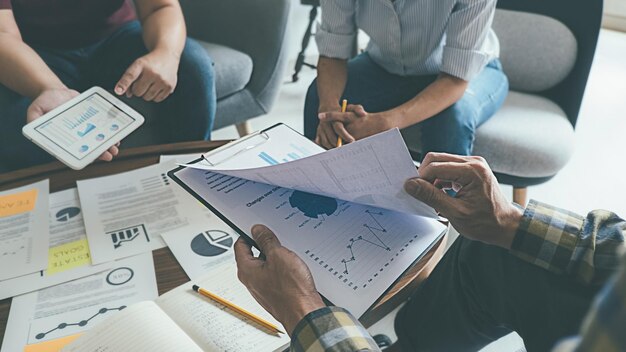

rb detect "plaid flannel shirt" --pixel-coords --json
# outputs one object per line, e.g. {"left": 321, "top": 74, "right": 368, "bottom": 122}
{"left": 291, "top": 200, "right": 626, "bottom": 352}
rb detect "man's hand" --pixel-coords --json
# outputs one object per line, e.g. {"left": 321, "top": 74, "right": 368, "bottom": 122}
{"left": 27, "top": 88, "right": 119, "bottom": 161}
{"left": 234, "top": 225, "right": 325, "bottom": 335}
{"left": 405, "top": 153, "right": 524, "bottom": 249}
{"left": 114, "top": 49, "right": 179, "bottom": 102}
{"left": 315, "top": 104, "right": 356, "bottom": 149}
{"left": 319, "top": 104, "right": 394, "bottom": 141}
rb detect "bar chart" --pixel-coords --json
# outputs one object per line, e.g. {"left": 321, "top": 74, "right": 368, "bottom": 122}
{"left": 257, "top": 142, "right": 314, "bottom": 165}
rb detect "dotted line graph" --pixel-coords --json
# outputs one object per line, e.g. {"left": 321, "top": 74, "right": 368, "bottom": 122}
{"left": 341, "top": 210, "right": 390, "bottom": 274}
{"left": 35, "top": 306, "right": 126, "bottom": 340}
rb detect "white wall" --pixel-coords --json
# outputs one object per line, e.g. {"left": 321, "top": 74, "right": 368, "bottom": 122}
{"left": 604, "top": 0, "right": 626, "bottom": 32}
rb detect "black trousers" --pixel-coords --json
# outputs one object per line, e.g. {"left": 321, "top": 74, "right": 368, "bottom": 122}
{"left": 395, "top": 237, "right": 601, "bottom": 352}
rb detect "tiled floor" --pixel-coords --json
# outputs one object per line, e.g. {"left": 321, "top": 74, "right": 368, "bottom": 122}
{"left": 212, "top": 23, "right": 626, "bottom": 351}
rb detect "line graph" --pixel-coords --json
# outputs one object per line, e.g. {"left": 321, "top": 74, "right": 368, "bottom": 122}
{"left": 303, "top": 205, "right": 433, "bottom": 292}
{"left": 35, "top": 306, "right": 126, "bottom": 340}
{"left": 340, "top": 210, "right": 390, "bottom": 274}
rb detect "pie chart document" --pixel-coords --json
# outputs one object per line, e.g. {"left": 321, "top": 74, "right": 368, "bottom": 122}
{"left": 162, "top": 213, "right": 237, "bottom": 280}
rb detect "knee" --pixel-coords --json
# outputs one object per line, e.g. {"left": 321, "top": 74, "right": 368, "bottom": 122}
{"left": 419, "top": 99, "right": 478, "bottom": 155}
{"left": 435, "top": 99, "right": 478, "bottom": 134}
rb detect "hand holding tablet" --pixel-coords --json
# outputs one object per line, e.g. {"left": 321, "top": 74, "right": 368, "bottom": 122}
{"left": 22, "top": 87, "right": 144, "bottom": 170}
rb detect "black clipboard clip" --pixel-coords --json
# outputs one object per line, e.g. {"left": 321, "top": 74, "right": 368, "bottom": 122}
{"left": 200, "top": 131, "right": 271, "bottom": 166}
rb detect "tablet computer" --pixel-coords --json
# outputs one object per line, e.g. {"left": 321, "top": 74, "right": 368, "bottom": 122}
{"left": 22, "top": 87, "right": 144, "bottom": 170}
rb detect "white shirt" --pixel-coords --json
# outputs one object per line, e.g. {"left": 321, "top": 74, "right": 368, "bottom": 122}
{"left": 316, "top": 0, "right": 500, "bottom": 81}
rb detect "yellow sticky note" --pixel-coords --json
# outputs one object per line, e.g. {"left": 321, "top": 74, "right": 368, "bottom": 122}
{"left": 0, "top": 189, "right": 37, "bottom": 218}
{"left": 47, "top": 238, "right": 92, "bottom": 275}
{"left": 23, "top": 333, "right": 81, "bottom": 352}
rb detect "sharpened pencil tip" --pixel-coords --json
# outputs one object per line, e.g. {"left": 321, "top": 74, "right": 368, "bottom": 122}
{"left": 192, "top": 285, "right": 199, "bottom": 292}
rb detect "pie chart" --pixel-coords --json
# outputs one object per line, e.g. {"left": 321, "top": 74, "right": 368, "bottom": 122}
{"left": 190, "top": 230, "right": 233, "bottom": 257}
{"left": 56, "top": 207, "right": 81, "bottom": 222}
{"left": 289, "top": 190, "right": 337, "bottom": 219}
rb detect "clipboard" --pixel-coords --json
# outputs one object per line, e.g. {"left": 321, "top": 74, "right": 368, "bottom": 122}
{"left": 168, "top": 123, "right": 322, "bottom": 247}
{"left": 167, "top": 123, "right": 447, "bottom": 318}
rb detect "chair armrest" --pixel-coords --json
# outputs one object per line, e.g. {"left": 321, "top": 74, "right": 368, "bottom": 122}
{"left": 180, "top": 0, "right": 291, "bottom": 113}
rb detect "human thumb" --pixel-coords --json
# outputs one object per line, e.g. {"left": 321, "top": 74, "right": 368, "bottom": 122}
{"left": 404, "top": 178, "right": 455, "bottom": 215}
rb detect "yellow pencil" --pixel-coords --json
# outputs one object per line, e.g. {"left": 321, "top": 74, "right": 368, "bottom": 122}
{"left": 337, "top": 99, "right": 348, "bottom": 147}
{"left": 192, "top": 285, "right": 284, "bottom": 334}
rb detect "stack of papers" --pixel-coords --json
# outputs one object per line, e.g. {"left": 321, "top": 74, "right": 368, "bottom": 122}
{"left": 0, "top": 124, "right": 446, "bottom": 352}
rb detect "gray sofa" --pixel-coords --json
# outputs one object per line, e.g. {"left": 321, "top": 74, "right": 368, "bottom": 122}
{"left": 109, "top": 0, "right": 291, "bottom": 147}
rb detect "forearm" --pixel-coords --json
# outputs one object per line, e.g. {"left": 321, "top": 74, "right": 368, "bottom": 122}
{"left": 0, "top": 34, "right": 65, "bottom": 99}
{"left": 386, "top": 73, "right": 468, "bottom": 128}
{"left": 316, "top": 56, "right": 348, "bottom": 111}
{"left": 138, "top": 2, "right": 186, "bottom": 59}
{"left": 510, "top": 200, "right": 626, "bottom": 285}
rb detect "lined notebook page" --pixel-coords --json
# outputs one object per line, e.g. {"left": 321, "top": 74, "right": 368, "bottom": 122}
{"left": 61, "top": 301, "right": 202, "bottom": 352}
{"left": 156, "top": 263, "right": 290, "bottom": 352}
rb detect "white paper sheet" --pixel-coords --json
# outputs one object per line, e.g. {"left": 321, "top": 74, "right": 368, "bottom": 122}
{"left": 0, "top": 189, "right": 113, "bottom": 300}
{"left": 183, "top": 127, "right": 437, "bottom": 218}
{"left": 156, "top": 262, "right": 290, "bottom": 351}
{"left": 0, "top": 180, "right": 50, "bottom": 281}
{"left": 159, "top": 153, "right": 201, "bottom": 164}
{"left": 161, "top": 212, "right": 237, "bottom": 280}
{"left": 1, "top": 252, "right": 158, "bottom": 352}
{"left": 62, "top": 262, "right": 288, "bottom": 352}
{"left": 173, "top": 165, "right": 447, "bottom": 318}
{"left": 61, "top": 301, "right": 203, "bottom": 352}
{"left": 77, "top": 162, "right": 212, "bottom": 264}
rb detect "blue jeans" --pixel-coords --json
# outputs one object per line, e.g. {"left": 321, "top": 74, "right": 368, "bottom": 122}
{"left": 304, "top": 53, "right": 508, "bottom": 156}
{"left": 0, "top": 21, "right": 216, "bottom": 171}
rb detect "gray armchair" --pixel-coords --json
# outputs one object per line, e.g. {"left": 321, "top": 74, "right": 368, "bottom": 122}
{"left": 403, "top": 0, "right": 602, "bottom": 205}
{"left": 122, "top": 0, "right": 291, "bottom": 146}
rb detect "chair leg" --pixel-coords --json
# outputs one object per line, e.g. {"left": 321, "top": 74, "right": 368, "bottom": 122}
{"left": 513, "top": 187, "right": 528, "bottom": 206}
{"left": 292, "top": 5, "right": 318, "bottom": 82}
{"left": 236, "top": 121, "right": 252, "bottom": 137}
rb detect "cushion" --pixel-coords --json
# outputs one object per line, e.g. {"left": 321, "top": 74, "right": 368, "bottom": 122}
{"left": 472, "top": 92, "right": 575, "bottom": 178}
{"left": 493, "top": 9, "right": 577, "bottom": 92}
{"left": 197, "top": 41, "right": 253, "bottom": 99}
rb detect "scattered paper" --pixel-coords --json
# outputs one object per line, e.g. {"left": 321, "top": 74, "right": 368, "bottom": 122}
{"left": 77, "top": 162, "right": 212, "bottom": 264}
{"left": 161, "top": 212, "right": 237, "bottom": 280}
{"left": 1, "top": 253, "right": 158, "bottom": 352}
{"left": 156, "top": 261, "right": 290, "bottom": 351}
{"left": 61, "top": 261, "right": 288, "bottom": 352}
{"left": 0, "top": 180, "right": 50, "bottom": 281}
{"left": 0, "top": 189, "right": 113, "bottom": 300}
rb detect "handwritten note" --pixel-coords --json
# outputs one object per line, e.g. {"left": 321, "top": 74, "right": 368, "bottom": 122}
{"left": 0, "top": 188, "right": 37, "bottom": 218}
{"left": 47, "top": 238, "right": 92, "bottom": 275}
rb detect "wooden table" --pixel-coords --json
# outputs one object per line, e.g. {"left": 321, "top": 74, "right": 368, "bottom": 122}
{"left": 0, "top": 141, "right": 447, "bottom": 342}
